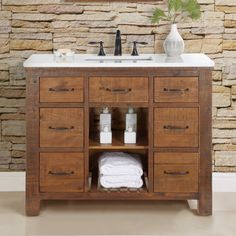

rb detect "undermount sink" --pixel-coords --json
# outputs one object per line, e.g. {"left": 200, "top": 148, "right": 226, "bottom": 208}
{"left": 84, "top": 55, "right": 154, "bottom": 63}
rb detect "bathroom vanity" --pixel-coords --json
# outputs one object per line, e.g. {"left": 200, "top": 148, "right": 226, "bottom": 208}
{"left": 24, "top": 53, "right": 214, "bottom": 216}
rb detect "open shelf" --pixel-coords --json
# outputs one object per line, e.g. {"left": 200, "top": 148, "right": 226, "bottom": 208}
{"left": 89, "top": 131, "right": 148, "bottom": 150}
{"left": 89, "top": 107, "right": 149, "bottom": 150}
{"left": 88, "top": 107, "right": 150, "bottom": 194}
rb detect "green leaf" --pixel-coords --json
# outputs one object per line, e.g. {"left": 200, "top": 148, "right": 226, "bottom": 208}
{"left": 182, "top": 0, "right": 201, "bottom": 20}
{"left": 168, "top": 0, "right": 183, "bottom": 12}
{"left": 151, "top": 8, "right": 167, "bottom": 24}
{"left": 150, "top": 0, "right": 201, "bottom": 24}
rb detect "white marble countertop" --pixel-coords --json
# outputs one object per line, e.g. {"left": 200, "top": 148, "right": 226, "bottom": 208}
{"left": 23, "top": 53, "right": 214, "bottom": 68}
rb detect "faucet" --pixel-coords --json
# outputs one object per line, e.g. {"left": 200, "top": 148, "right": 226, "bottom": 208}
{"left": 88, "top": 41, "right": 106, "bottom": 56}
{"left": 131, "top": 41, "right": 148, "bottom": 56}
{"left": 114, "top": 30, "right": 122, "bottom": 56}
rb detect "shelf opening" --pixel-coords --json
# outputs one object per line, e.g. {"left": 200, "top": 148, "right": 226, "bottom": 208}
{"left": 89, "top": 107, "right": 149, "bottom": 150}
{"left": 89, "top": 150, "right": 149, "bottom": 193}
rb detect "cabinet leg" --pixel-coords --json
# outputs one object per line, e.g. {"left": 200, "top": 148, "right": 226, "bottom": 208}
{"left": 197, "top": 197, "right": 212, "bottom": 216}
{"left": 26, "top": 197, "right": 41, "bottom": 216}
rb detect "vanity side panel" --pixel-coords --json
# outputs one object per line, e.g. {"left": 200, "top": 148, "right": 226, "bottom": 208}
{"left": 26, "top": 69, "right": 40, "bottom": 216}
{"left": 148, "top": 75, "right": 154, "bottom": 192}
{"left": 84, "top": 75, "right": 90, "bottom": 192}
{"left": 198, "top": 68, "right": 212, "bottom": 216}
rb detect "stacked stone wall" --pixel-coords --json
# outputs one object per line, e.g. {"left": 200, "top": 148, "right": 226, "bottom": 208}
{"left": 0, "top": 0, "right": 235, "bottom": 171}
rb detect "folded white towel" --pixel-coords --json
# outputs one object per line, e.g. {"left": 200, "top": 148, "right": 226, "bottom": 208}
{"left": 98, "top": 152, "right": 143, "bottom": 176}
{"left": 100, "top": 175, "right": 143, "bottom": 189}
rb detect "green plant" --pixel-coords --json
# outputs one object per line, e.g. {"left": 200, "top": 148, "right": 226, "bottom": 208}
{"left": 151, "top": 0, "right": 201, "bottom": 24}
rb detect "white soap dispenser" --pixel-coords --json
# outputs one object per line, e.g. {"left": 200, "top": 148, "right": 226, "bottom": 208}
{"left": 99, "top": 107, "right": 112, "bottom": 144}
{"left": 124, "top": 107, "right": 137, "bottom": 144}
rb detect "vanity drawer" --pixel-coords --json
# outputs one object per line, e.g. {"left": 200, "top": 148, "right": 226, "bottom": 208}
{"left": 154, "top": 108, "right": 198, "bottom": 147}
{"left": 154, "top": 77, "right": 198, "bottom": 103}
{"left": 40, "top": 77, "right": 84, "bottom": 103}
{"left": 40, "top": 153, "right": 84, "bottom": 192}
{"left": 154, "top": 153, "right": 198, "bottom": 193}
{"left": 89, "top": 77, "right": 149, "bottom": 103}
{"left": 40, "top": 108, "right": 83, "bottom": 148}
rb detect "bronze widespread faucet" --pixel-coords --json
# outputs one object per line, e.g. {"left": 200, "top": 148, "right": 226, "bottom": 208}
{"left": 89, "top": 30, "right": 148, "bottom": 56}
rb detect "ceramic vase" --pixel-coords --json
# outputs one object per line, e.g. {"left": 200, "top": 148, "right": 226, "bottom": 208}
{"left": 163, "top": 24, "right": 184, "bottom": 58}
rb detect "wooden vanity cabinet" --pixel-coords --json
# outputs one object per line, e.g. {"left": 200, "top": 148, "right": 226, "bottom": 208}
{"left": 26, "top": 67, "right": 212, "bottom": 216}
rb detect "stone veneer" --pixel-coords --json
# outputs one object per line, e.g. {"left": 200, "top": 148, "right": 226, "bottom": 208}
{"left": 0, "top": 0, "right": 236, "bottom": 171}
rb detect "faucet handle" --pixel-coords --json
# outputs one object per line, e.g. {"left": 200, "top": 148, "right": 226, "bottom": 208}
{"left": 88, "top": 41, "right": 106, "bottom": 56}
{"left": 131, "top": 41, "right": 148, "bottom": 56}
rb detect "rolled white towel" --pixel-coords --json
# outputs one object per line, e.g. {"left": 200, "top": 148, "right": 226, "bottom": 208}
{"left": 99, "top": 152, "right": 143, "bottom": 176}
{"left": 100, "top": 175, "right": 143, "bottom": 189}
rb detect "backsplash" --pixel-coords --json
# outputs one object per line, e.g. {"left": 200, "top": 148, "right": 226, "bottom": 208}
{"left": 0, "top": 0, "right": 235, "bottom": 172}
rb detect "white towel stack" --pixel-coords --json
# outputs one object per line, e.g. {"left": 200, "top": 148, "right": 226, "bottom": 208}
{"left": 98, "top": 152, "right": 143, "bottom": 189}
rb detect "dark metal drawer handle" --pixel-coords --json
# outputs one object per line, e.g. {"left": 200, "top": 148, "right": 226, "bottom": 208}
{"left": 163, "top": 88, "right": 189, "bottom": 92}
{"left": 164, "top": 171, "right": 189, "bottom": 176}
{"left": 100, "top": 87, "right": 132, "bottom": 93}
{"left": 48, "top": 126, "right": 74, "bottom": 131}
{"left": 49, "top": 88, "right": 75, "bottom": 92}
{"left": 163, "top": 125, "right": 189, "bottom": 130}
{"left": 48, "top": 171, "right": 74, "bottom": 176}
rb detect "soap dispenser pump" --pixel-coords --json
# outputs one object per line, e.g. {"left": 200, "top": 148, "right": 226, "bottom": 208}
{"left": 124, "top": 107, "right": 137, "bottom": 144}
{"left": 99, "top": 107, "right": 112, "bottom": 144}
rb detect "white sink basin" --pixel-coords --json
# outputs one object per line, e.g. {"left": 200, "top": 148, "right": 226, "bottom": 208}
{"left": 84, "top": 55, "right": 154, "bottom": 63}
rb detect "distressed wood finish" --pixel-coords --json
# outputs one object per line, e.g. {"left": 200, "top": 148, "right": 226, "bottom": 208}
{"left": 154, "top": 153, "right": 199, "bottom": 164}
{"left": 148, "top": 75, "right": 154, "bottom": 192}
{"left": 198, "top": 69, "right": 212, "bottom": 216}
{"left": 89, "top": 77, "right": 149, "bottom": 103}
{"left": 26, "top": 67, "right": 212, "bottom": 216}
{"left": 40, "top": 77, "right": 84, "bottom": 103}
{"left": 154, "top": 164, "right": 198, "bottom": 193}
{"left": 40, "top": 108, "right": 84, "bottom": 148}
{"left": 154, "top": 108, "right": 199, "bottom": 147}
{"left": 89, "top": 132, "right": 148, "bottom": 150}
{"left": 26, "top": 72, "right": 40, "bottom": 216}
{"left": 154, "top": 153, "right": 199, "bottom": 193}
{"left": 40, "top": 153, "right": 84, "bottom": 192}
{"left": 84, "top": 76, "right": 90, "bottom": 192}
{"left": 154, "top": 77, "right": 198, "bottom": 103}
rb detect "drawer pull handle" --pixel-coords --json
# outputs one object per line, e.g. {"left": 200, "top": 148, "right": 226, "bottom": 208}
{"left": 48, "top": 126, "right": 74, "bottom": 131}
{"left": 100, "top": 87, "right": 132, "bottom": 94}
{"left": 49, "top": 88, "right": 75, "bottom": 92}
{"left": 163, "top": 88, "right": 189, "bottom": 92}
{"left": 48, "top": 171, "right": 74, "bottom": 176}
{"left": 164, "top": 171, "right": 189, "bottom": 176}
{"left": 163, "top": 125, "right": 189, "bottom": 130}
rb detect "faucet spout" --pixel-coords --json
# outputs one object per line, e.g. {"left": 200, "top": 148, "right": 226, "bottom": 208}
{"left": 114, "top": 30, "right": 122, "bottom": 56}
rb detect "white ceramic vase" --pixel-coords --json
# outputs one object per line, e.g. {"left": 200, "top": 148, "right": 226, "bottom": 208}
{"left": 163, "top": 24, "right": 184, "bottom": 58}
